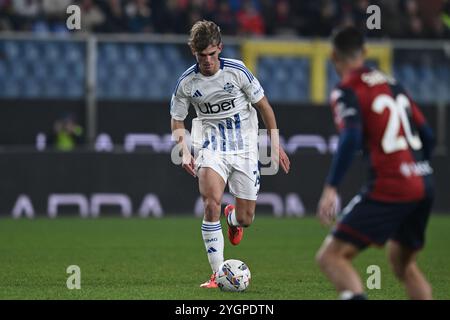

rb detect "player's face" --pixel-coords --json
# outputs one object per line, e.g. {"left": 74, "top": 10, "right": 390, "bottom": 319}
{"left": 195, "top": 43, "right": 222, "bottom": 76}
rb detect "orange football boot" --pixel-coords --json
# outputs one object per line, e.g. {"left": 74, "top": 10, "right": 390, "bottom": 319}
{"left": 200, "top": 273, "right": 218, "bottom": 288}
{"left": 224, "top": 204, "right": 243, "bottom": 246}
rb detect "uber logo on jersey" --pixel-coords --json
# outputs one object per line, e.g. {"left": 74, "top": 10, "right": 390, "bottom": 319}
{"left": 198, "top": 98, "right": 236, "bottom": 114}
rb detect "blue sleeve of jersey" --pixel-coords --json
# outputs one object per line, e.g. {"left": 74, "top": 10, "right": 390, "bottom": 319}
{"left": 326, "top": 126, "right": 363, "bottom": 187}
{"left": 418, "top": 124, "right": 435, "bottom": 161}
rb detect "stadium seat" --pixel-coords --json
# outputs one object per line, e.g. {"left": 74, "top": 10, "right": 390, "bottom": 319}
{"left": 102, "top": 43, "right": 121, "bottom": 63}
{"left": 43, "top": 80, "right": 64, "bottom": 98}
{"left": 3, "top": 41, "right": 20, "bottom": 59}
{"left": 143, "top": 44, "right": 160, "bottom": 61}
{"left": 152, "top": 63, "right": 170, "bottom": 83}
{"left": 43, "top": 43, "right": 61, "bottom": 61}
{"left": 22, "top": 79, "right": 41, "bottom": 98}
{"left": 141, "top": 81, "right": 164, "bottom": 99}
{"left": 23, "top": 42, "right": 41, "bottom": 61}
{"left": 161, "top": 44, "right": 181, "bottom": 62}
{"left": 283, "top": 82, "right": 304, "bottom": 102}
{"left": 127, "top": 80, "right": 145, "bottom": 99}
{"left": 71, "top": 62, "right": 85, "bottom": 81}
{"left": 97, "top": 62, "right": 110, "bottom": 83}
{"left": 124, "top": 44, "right": 141, "bottom": 63}
{"left": 257, "top": 67, "right": 270, "bottom": 86}
{"left": 221, "top": 46, "right": 240, "bottom": 59}
{"left": 63, "top": 43, "right": 84, "bottom": 62}
{"left": 291, "top": 64, "right": 308, "bottom": 84}
{"left": 133, "top": 63, "right": 150, "bottom": 80}
{"left": 112, "top": 63, "right": 130, "bottom": 80}
{"left": 326, "top": 61, "right": 340, "bottom": 96}
{"left": 0, "top": 61, "right": 6, "bottom": 78}
{"left": 395, "top": 65, "right": 418, "bottom": 96}
{"left": 259, "top": 57, "right": 278, "bottom": 74}
{"left": 60, "top": 79, "right": 83, "bottom": 99}
{"left": 104, "top": 81, "right": 125, "bottom": 99}
{"left": 172, "top": 61, "right": 191, "bottom": 77}
{"left": 273, "top": 66, "right": 289, "bottom": 83}
{"left": 9, "top": 61, "right": 27, "bottom": 80}
{"left": 420, "top": 83, "right": 435, "bottom": 103}
{"left": 417, "top": 65, "right": 434, "bottom": 83}
{"left": 263, "top": 81, "right": 283, "bottom": 101}
{"left": 3, "top": 80, "right": 20, "bottom": 97}
{"left": 435, "top": 82, "right": 448, "bottom": 102}
{"left": 51, "top": 64, "right": 70, "bottom": 80}
{"left": 30, "top": 62, "right": 49, "bottom": 80}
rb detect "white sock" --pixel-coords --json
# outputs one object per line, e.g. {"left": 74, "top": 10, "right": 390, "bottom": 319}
{"left": 201, "top": 220, "right": 224, "bottom": 273}
{"left": 339, "top": 291, "right": 355, "bottom": 300}
{"left": 227, "top": 208, "right": 240, "bottom": 227}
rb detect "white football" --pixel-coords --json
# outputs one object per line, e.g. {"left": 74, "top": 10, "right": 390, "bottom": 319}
{"left": 216, "top": 259, "right": 251, "bottom": 292}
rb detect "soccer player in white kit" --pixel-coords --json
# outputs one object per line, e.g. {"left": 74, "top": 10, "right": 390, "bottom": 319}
{"left": 170, "top": 20, "right": 290, "bottom": 288}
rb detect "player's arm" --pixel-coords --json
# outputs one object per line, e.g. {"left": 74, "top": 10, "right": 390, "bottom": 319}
{"left": 170, "top": 86, "right": 196, "bottom": 177}
{"left": 319, "top": 126, "right": 362, "bottom": 225}
{"left": 318, "top": 88, "right": 362, "bottom": 226}
{"left": 171, "top": 118, "right": 196, "bottom": 177}
{"left": 325, "top": 127, "right": 362, "bottom": 188}
{"left": 409, "top": 100, "right": 435, "bottom": 161}
{"left": 254, "top": 96, "right": 290, "bottom": 174}
{"left": 418, "top": 124, "right": 435, "bottom": 161}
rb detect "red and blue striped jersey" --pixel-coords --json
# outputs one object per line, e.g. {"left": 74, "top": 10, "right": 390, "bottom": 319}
{"left": 329, "top": 67, "right": 434, "bottom": 202}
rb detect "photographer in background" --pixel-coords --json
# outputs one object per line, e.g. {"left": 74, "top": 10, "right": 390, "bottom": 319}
{"left": 48, "top": 113, "right": 84, "bottom": 151}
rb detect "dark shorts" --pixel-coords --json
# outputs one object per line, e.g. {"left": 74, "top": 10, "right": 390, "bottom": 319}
{"left": 332, "top": 194, "right": 433, "bottom": 250}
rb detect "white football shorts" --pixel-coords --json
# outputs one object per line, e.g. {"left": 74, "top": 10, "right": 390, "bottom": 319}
{"left": 195, "top": 148, "right": 260, "bottom": 201}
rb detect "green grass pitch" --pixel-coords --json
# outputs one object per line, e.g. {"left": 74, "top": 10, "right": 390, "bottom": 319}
{"left": 0, "top": 215, "right": 449, "bottom": 300}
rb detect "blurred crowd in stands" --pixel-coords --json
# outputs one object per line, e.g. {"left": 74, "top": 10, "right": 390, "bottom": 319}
{"left": 0, "top": 0, "right": 449, "bottom": 39}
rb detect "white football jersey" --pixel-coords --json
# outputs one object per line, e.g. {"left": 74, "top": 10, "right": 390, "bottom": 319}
{"left": 170, "top": 58, "right": 264, "bottom": 154}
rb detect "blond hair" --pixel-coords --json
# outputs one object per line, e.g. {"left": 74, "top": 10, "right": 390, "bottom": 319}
{"left": 188, "top": 20, "right": 222, "bottom": 53}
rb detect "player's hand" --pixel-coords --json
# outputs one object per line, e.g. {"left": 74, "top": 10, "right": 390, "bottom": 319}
{"left": 182, "top": 152, "right": 196, "bottom": 177}
{"left": 317, "top": 185, "right": 338, "bottom": 226}
{"left": 279, "top": 147, "right": 290, "bottom": 174}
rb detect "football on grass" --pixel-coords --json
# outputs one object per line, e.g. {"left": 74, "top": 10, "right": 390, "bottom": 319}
{"left": 216, "top": 259, "right": 251, "bottom": 292}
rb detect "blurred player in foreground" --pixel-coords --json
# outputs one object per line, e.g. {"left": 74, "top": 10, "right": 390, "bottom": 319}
{"left": 316, "top": 26, "right": 435, "bottom": 300}
{"left": 170, "top": 20, "right": 290, "bottom": 288}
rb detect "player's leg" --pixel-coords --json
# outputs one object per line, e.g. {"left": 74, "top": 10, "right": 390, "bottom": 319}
{"left": 197, "top": 166, "right": 226, "bottom": 288}
{"left": 225, "top": 157, "right": 259, "bottom": 245}
{"left": 234, "top": 198, "right": 256, "bottom": 227}
{"left": 199, "top": 167, "right": 226, "bottom": 222}
{"left": 223, "top": 198, "right": 255, "bottom": 246}
{"left": 225, "top": 198, "right": 256, "bottom": 228}
{"left": 316, "top": 195, "right": 404, "bottom": 299}
{"left": 387, "top": 240, "right": 432, "bottom": 299}
{"left": 316, "top": 235, "right": 366, "bottom": 298}
{"left": 387, "top": 197, "right": 433, "bottom": 299}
